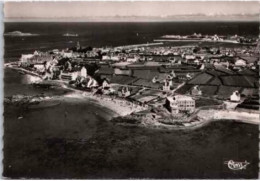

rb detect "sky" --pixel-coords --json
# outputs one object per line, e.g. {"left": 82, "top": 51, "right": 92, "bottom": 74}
{"left": 4, "top": 1, "right": 260, "bottom": 22}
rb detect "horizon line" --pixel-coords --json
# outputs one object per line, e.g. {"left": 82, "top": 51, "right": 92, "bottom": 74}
{"left": 4, "top": 20, "right": 259, "bottom": 23}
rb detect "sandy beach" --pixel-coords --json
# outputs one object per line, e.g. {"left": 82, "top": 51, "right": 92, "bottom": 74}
{"left": 63, "top": 91, "right": 145, "bottom": 117}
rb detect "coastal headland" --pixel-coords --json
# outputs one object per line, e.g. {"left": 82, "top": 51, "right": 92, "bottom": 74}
{"left": 4, "top": 63, "right": 259, "bottom": 130}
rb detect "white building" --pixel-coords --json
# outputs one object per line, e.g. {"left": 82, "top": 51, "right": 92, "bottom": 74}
{"left": 60, "top": 71, "right": 79, "bottom": 81}
{"left": 191, "top": 85, "right": 202, "bottom": 96}
{"left": 162, "top": 80, "right": 171, "bottom": 91}
{"left": 230, "top": 91, "right": 241, "bottom": 102}
{"left": 102, "top": 55, "right": 110, "bottom": 61}
{"left": 165, "top": 95, "right": 195, "bottom": 114}
{"left": 185, "top": 55, "right": 196, "bottom": 60}
{"left": 33, "top": 64, "right": 45, "bottom": 73}
{"left": 20, "top": 54, "right": 34, "bottom": 62}
{"left": 126, "top": 57, "right": 138, "bottom": 62}
{"left": 80, "top": 67, "right": 87, "bottom": 78}
{"left": 110, "top": 55, "right": 120, "bottom": 61}
{"left": 63, "top": 52, "right": 73, "bottom": 58}
{"left": 86, "top": 78, "right": 99, "bottom": 88}
{"left": 102, "top": 79, "right": 110, "bottom": 89}
{"left": 200, "top": 63, "right": 205, "bottom": 70}
{"left": 235, "top": 59, "right": 246, "bottom": 67}
{"left": 118, "top": 87, "right": 131, "bottom": 97}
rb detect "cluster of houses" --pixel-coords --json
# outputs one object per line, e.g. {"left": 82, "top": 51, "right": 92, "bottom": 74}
{"left": 161, "top": 33, "right": 257, "bottom": 44}
{"left": 18, "top": 38, "right": 259, "bottom": 115}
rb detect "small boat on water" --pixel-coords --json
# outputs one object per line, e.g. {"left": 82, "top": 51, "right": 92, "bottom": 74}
{"left": 63, "top": 33, "right": 78, "bottom": 37}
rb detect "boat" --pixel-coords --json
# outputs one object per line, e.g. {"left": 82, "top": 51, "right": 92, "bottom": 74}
{"left": 63, "top": 33, "right": 78, "bottom": 37}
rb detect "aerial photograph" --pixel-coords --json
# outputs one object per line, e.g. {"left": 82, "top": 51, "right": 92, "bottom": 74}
{"left": 3, "top": 1, "right": 260, "bottom": 179}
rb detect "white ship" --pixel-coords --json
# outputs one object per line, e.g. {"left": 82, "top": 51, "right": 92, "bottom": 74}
{"left": 63, "top": 33, "right": 79, "bottom": 37}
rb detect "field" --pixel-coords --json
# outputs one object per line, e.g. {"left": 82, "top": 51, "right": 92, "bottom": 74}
{"left": 188, "top": 73, "right": 213, "bottom": 85}
{"left": 220, "top": 75, "right": 257, "bottom": 88}
{"left": 200, "top": 85, "right": 219, "bottom": 96}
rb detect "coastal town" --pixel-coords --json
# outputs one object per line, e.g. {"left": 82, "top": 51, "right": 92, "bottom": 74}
{"left": 5, "top": 33, "right": 260, "bottom": 129}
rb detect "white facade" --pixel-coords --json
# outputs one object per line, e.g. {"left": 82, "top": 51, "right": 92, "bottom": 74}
{"left": 166, "top": 95, "right": 195, "bottom": 113}
{"left": 200, "top": 63, "right": 205, "bottom": 70}
{"left": 80, "top": 67, "right": 87, "bottom": 78}
{"left": 126, "top": 57, "right": 138, "bottom": 62}
{"left": 86, "top": 78, "right": 99, "bottom": 88}
{"left": 191, "top": 85, "right": 202, "bottom": 96}
{"left": 60, "top": 71, "right": 78, "bottom": 81}
{"left": 33, "top": 64, "right": 45, "bottom": 73}
{"left": 185, "top": 55, "right": 196, "bottom": 60}
{"left": 20, "top": 54, "right": 34, "bottom": 62}
{"left": 63, "top": 52, "right": 73, "bottom": 58}
{"left": 102, "top": 55, "right": 110, "bottom": 61}
{"left": 114, "top": 68, "right": 131, "bottom": 76}
{"left": 102, "top": 80, "right": 110, "bottom": 88}
{"left": 118, "top": 87, "right": 131, "bottom": 97}
{"left": 235, "top": 59, "right": 246, "bottom": 67}
{"left": 230, "top": 91, "right": 241, "bottom": 102}
{"left": 162, "top": 80, "right": 171, "bottom": 91}
{"left": 111, "top": 56, "right": 120, "bottom": 61}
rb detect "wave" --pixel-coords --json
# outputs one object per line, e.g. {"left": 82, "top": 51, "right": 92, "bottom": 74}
{"left": 63, "top": 33, "right": 78, "bottom": 37}
{"left": 4, "top": 31, "right": 39, "bottom": 37}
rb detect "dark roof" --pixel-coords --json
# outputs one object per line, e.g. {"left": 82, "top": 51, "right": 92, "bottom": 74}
{"left": 187, "top": 72, "right": 213, "bottom": 85}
